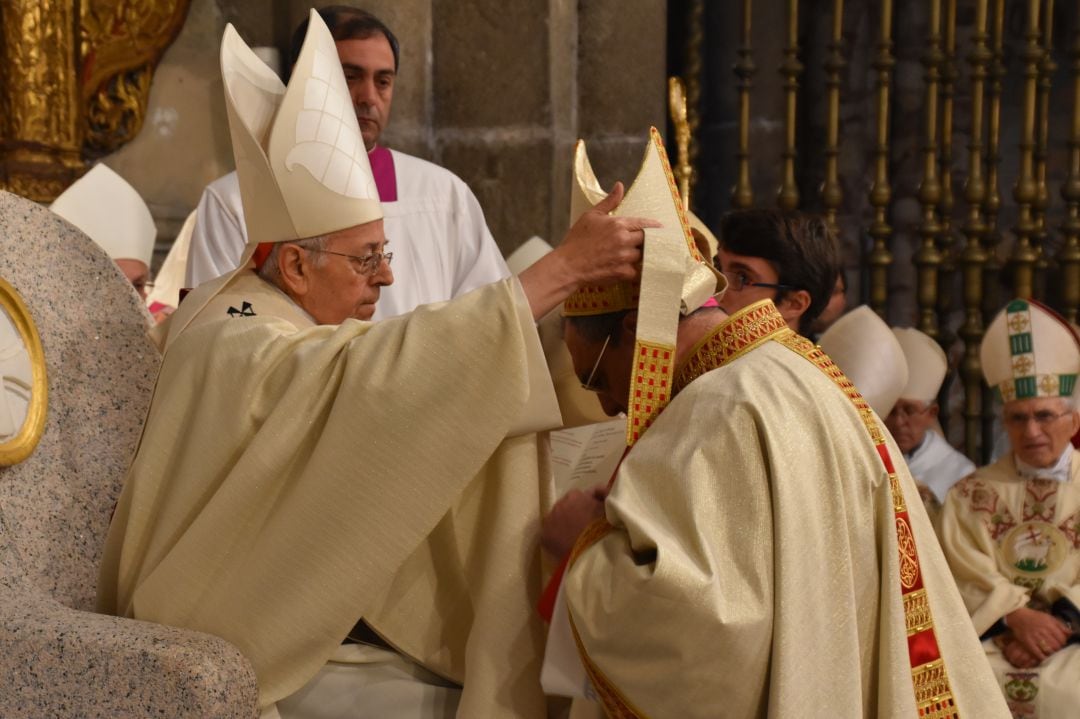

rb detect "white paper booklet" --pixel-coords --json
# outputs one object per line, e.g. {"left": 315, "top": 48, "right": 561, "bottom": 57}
{"left": 549, "top": 418, "right": 626, "bottom": 496}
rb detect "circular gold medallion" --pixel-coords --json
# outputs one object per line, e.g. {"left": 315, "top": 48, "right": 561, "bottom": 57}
{"left": 0, "top": 278, "right": 46, "bottom": 464}
{"left": 1003, "top": 522, "right": 1068, "bottom": 575}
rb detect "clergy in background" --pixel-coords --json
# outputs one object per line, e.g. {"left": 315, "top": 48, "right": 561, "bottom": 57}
{"left": 97, "top": 12, "right": 653, "bottom": 719}
{"left": 543, "top": 134, "right": 1007, "bottom": 716}
{"left": 185, "top": 6, "right": 508, "bottom": 321}
{"left": 939, "top": 299, "right": 1080, "bottom": 719}
{"left": 887, "top": 326, "right": 975, "bottom": 522}
{"left": 50, "top": 164, "right": 157, "bottom": 303}
{"left": 817, "top": 303, "right": 908, "bottom": 419}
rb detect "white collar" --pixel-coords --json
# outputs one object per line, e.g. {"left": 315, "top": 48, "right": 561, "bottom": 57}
{"left": 1014, "top": 445, "right": 1074, "bottom": 483}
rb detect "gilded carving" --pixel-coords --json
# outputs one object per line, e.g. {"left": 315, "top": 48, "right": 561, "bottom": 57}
{"left": 0, "top": 0, "right": 191, "bottom": 201}
{"left": 0, "top": 278, "right": 47, "bottom": 466}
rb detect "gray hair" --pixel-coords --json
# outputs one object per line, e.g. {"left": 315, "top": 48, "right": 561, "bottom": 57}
{"left": 257, "top": 235, "right": 328, "bottom": 286}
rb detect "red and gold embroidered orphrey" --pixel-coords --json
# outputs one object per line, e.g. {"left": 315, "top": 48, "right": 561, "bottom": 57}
{"left": 627, "top": 340, "right": 673, "bottom": 444}
{"left": 775, "top": 331, "right": 960, "bottom": 719}
{"left": 673, "top": 300, "right": 789, "bottom": 394}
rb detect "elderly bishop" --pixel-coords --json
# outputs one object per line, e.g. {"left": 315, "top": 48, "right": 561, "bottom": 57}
{"left": 97, "top": 11, "right": 651, "bottom": 719}
{"left": 939, "top": 299, "right": 1080, "bottom": 718}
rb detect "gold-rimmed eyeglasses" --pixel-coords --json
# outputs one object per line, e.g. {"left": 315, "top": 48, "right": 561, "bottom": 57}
{"left": 306, "top": 247, "right": 393, "bottom": 275}
{"left": 580, "top": 334, "right": 611, "bottom": 393}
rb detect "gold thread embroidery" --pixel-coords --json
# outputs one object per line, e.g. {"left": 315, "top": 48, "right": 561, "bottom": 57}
{"left": 912, "top": 660, "right": 954, "bottom": 706}
{"left": 627, "top": 340, "right": 674, "bottom": 445}
{"left": 896, "top": 517, "right": 920, "bottom": 589}
{"left": 904, "top": 589, "right": 933, "bottom": 636}
{"left": 889, "top": 473, "right": 907, "bottom": 513}
{"left": 673, "top": 300, "right": 789, "bottom": 393}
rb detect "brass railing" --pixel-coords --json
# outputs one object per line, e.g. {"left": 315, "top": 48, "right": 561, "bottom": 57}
{"left": 670, "top": 0, "right": 1080, "bottom": 463}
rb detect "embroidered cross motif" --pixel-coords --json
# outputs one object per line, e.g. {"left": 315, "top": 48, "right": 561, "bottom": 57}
{"left": 1012, "top": 355, "right": 1035, "bottom": 376}
{"left": 1022, "top": 480, "right": 1057, "bottom": 523}
{"left": 1038, "top": 375, "right": 1060, "bottom": 396}
{"left": 1008, "top": 312, "right": 1030, "bottom": 334}
{"left": 227, "top": 301, "right": 256, "bottom": 317}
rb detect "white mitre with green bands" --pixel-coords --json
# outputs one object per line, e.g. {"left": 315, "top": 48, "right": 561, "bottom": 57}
{"left": 981, "top": 298, "right": 1080, "bottom": 401}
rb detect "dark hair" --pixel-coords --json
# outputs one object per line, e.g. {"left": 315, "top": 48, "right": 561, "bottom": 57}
{"left": 563, "top": 309, "right": 632, "bottom": 347}
{"left": 288, "top": 6, "right": 400, "bottom": 76}
{"left": 718, "top": 209, "right": 840, "bottom": 335}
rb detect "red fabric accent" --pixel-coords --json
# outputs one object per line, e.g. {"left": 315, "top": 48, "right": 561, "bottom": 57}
{"left": 1072, "top": 429, "right": 1080, "bottom": 449}
{"left": 252, "top": 242, "right": 275, "bottom": 271}
{"left": 907, "top": 628, "right": 942, "bottom": 666}
{"left": 538, "top": 554, "right": 570, "bottom": 623}
{"left": 876, "top": 443, "right": 896, "bottom": 474}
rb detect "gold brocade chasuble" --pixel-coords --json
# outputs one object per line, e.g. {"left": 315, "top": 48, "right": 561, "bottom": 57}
{"left": 564, "top": 301, "right": 1009, "bottom": 718}
{"left": 99, "top": 270, "right": 562, "bottom": 717}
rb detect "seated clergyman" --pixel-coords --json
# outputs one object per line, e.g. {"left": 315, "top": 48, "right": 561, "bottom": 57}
{"left": 939, "top": 298, "right": 1080, "bottom": 719}
{"left": 887, "top": 326, "right": 975, "bottom": 522}
{"left": 97, "top": 12, "right": 656, "bottom": 719}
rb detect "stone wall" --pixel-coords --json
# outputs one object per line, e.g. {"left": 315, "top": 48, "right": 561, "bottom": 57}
{"left": 104, "top": 0, "right": 667, "bottom": 267}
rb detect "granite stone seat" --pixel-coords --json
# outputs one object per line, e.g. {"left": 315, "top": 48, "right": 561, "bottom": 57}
{"left": 0, "top": 191, "right": 258, "bottom": 718}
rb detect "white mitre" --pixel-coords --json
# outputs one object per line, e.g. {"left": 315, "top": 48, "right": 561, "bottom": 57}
{"left": 506, "top": 237, "right": 553, "bottom": 275}
{"left": 892, "top": 327, "right": 947, "bottom": 404}
{"left": 50, "top": 164, "right": 155, "bottom": 267}
{"left": 158, "top": 11, "right": 383, "bottom": 351}
{"left": 222, "top": 9, "right": 381, "bottom": 247}
{"left": 981, "top": 298, "right": 1079, "bottom": 402}
{"left": 819, "top": 305, "right": 908, "bottom": 417}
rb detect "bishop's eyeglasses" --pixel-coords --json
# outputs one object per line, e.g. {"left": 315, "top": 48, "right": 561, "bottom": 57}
{"left": 580, "top": 334, "right": 611, "bottom": 393}
{"left": 1003, "top": 410, "right": 1073, "bottom": 428}
{"left": 305, "top": 248, "right": 393, "bottom": 275}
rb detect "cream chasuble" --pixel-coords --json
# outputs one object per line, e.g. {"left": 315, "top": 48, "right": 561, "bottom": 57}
{"left": 99, "top": 270, "right": 561, "bottom": 716}
{"left": 563, "top": 301, "right": 1008, "bottom": 718}
{"left": 939, "top": 452, "right": 1080, "bottom": 718}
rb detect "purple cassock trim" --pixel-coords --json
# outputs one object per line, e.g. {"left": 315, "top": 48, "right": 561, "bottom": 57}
{"left": 368, "top": 145, "right": 397, "bottom": 202}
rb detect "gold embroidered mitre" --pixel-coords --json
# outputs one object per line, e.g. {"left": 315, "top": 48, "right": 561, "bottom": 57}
{"left": 563, "top": 127, "right": 725, "bottom": 444}
{"left": 981, "top": 298, "right": 1080, "bottom": 401}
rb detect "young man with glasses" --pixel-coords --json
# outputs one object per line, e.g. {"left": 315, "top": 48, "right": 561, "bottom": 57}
{"left": 712, "top": 209, "right": 841, "bottom": 336}
{"left": 939, "top": 299, "right": 1080, "bottom": 718}
{"left": 886, "top": 327, "right": 975, "bottom": 519}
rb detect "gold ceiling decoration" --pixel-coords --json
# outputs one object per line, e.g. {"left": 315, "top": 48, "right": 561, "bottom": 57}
{"left": 0, "top": 0, "right": 191, "bottom": 202}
